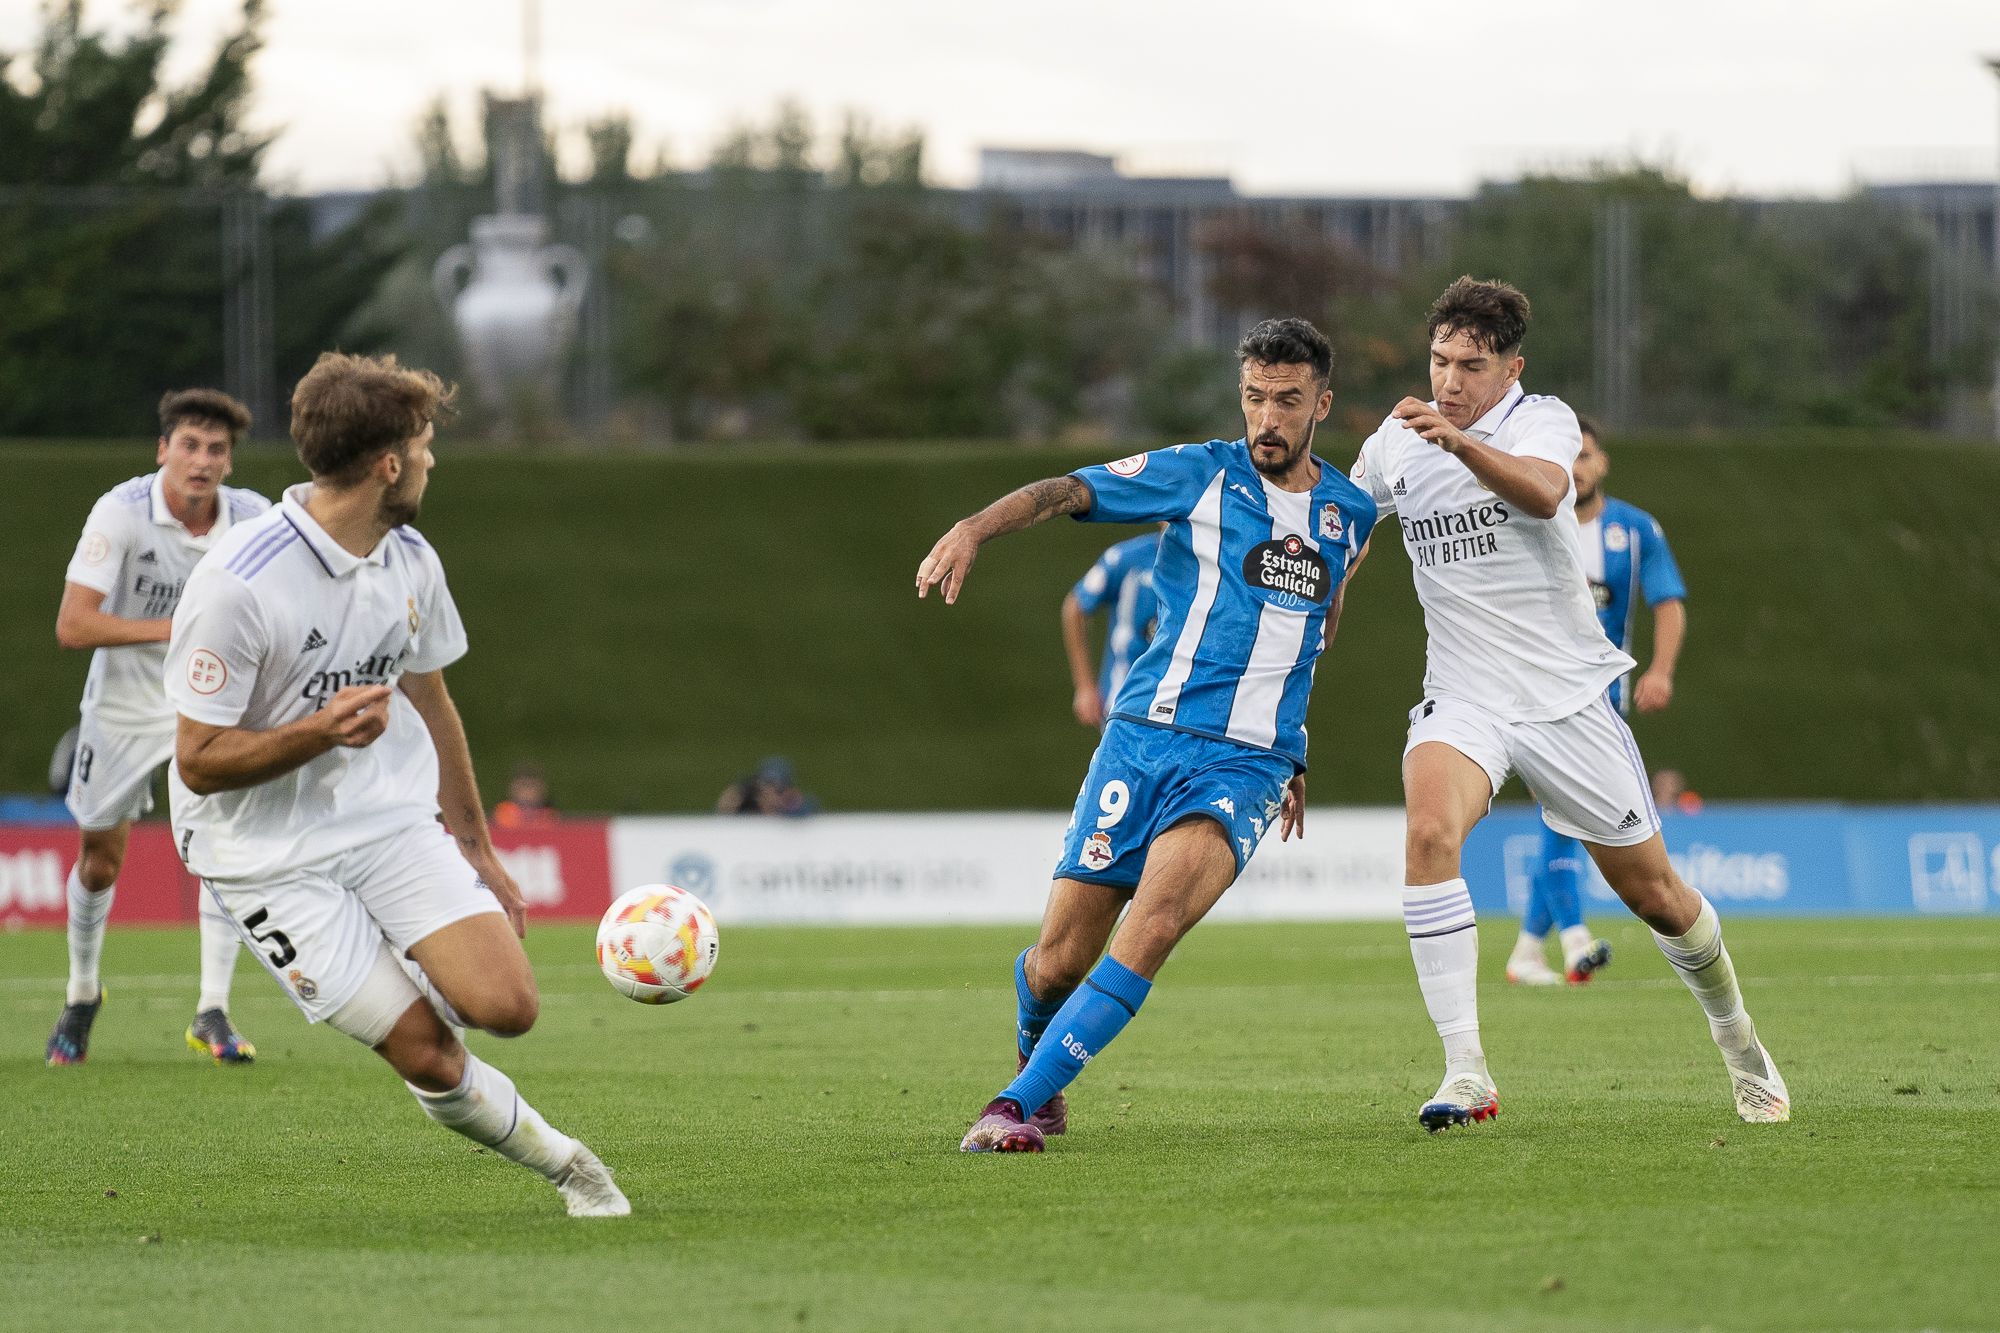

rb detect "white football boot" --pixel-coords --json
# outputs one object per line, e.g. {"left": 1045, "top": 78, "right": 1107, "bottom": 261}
{"left": 1727, "top": 1042, "right": 1792, "bottom": 1123}
{"left": 1505, "top": 957, "right": 1563, "bottom": 987}
{"left": 1419, "top": 1069, "right": 1499, "bottom": 1133}
{"left": 555, "top": 1145, "right": 632, "bottom": 1217}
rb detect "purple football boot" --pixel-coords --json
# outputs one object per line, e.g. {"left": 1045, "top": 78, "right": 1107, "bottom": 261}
{"left": 960, "top": 1097, "right": 1046, "bottom": 1154}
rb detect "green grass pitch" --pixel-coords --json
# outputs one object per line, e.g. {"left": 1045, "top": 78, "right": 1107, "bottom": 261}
{"left": 3, "top": 917, "right": 1995, "bottom": 1331}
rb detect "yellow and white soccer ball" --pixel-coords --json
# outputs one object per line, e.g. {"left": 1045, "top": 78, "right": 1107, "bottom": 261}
{"left": 595, "top": 884, "right": 720, "bottom": 1004}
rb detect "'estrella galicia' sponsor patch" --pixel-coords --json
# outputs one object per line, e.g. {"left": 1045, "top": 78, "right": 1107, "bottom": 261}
{"left": 1242, "top": 535, "right": 1332, "bottom": 605}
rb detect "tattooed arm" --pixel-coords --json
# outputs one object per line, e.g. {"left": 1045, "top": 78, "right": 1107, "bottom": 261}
{"left": 915, "top": 475, "right": 1093, "bottom": 605}
{"left": 399, "top": 668, "right": 527, "bottom": 936}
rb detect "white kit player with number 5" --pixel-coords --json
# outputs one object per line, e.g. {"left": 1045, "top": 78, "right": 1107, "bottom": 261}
{"left": 163, "top": 352, "right": 628, "bottom": 1217}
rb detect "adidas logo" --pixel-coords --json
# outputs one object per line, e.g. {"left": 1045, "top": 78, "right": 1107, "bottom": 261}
{"left": 136, "top": 549, "right": 158, "bottom": 564}
{"left": 1616, "top": 809, "right": 1643, "bottom": 831}
{"left": 301, "top": 627, "right": 328, "bottom": 652}
{"left": 1392, "top": 477, "right": 1408, "bottom": 496}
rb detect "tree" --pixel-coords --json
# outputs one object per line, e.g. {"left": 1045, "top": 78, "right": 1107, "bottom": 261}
{"left": 0, "top": 1, "right": 402, "bottom": 437}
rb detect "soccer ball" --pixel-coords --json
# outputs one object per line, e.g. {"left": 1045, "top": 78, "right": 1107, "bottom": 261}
{"left": 595, "top": 884, "right": 720, "bottom": 1004}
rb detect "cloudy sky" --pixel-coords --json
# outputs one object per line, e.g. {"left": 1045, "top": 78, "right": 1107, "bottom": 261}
{"left": 7, "top": 0, "right": 2000, "bottom": 196}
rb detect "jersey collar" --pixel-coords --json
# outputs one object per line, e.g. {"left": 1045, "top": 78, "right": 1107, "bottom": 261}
{"left": 1464, "top": 382, "right": 1526, "bottom": 441}
{"left": 149, "top": 470, "right": 232, "bottom": 540}
{"left": 280, "top": 483, "right": 390, "bottom": 577}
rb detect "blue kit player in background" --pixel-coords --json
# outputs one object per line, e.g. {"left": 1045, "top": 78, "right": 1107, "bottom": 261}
{"left": 1505, "top": 416, "right": 1689, "bottom": 986}
{"left": 1060, "top": 530, "right": 1161, "bottom": 729}
{"left": 916, "top": 318, "right": 1378, "bottom": 1153}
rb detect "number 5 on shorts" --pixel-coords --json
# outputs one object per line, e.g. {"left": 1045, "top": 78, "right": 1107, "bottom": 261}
{"left": 240, "top": 906, "right": 297, "bottom": 968}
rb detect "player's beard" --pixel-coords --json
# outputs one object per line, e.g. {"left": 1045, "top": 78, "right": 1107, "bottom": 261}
{"left": 380, "top": 477, "right": 422, "bottom": 527}
{"left": 1250, "top": 417, "right": 1315, "bottom": 478}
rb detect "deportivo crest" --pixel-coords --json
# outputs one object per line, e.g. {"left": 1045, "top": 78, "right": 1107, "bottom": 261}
{"left": 1081, "top": 831, "right": 1115, "bottom": 871}
{"left": 1319, "top": 504, "right": 1344, "bottom": 541}
{"left": 1604, "top": 524, "right": 1631, "bottom": 552}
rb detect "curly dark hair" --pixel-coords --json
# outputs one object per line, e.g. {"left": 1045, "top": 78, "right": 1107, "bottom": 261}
{"left": 158, "top": 388, "right": 251, "bottom": 442}
{"left": 1426, "top": 276, "right": 1531, "bottom": 355}
{"left": 1237, "top": 317, "right": 1333, "bottom": 386}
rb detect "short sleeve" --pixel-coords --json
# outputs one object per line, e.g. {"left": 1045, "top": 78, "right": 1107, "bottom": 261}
{"left": 1071, "top": 444, "right": 1222, "bottom": 525}
{"left": 403, "top": 548, "right": 469, "bottom": 674}
{"left": 64, "top": 497, "right": 129, "bottom": 596}
{"left": 1637, "top": 514, "right": 1688, "bottom": 605}
{"left": 164, "top": 571, "right": 269, "bottom": 727}
{"left": 1072, "top": 549, "right": 1118, "bottom": 614}
{"left": 1508, "top": 400, "right": 1583, "bottom": 472}
{"left": 1349, "top": 427, "right": 1397, "bottom": 515}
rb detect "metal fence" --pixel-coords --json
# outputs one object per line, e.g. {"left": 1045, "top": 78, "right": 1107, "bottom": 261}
{"left": 5, "top": 178, "right": 1995, "bottom": 441}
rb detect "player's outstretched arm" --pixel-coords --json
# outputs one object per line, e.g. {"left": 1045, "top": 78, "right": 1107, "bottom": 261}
{"left": 915, "top": 474, "right": 1092, "bottom": 605}
{"left": 175, "top": 684, "right": 392, "bottom": 795}
{"left": 399, "top": 669, "right": 528, "bottom": 936}
{"left": 55, "top": 582, "right": 170, "bottom": 650}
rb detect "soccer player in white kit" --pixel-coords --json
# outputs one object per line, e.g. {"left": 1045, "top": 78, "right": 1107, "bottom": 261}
{"left": 162, "top": 352, "right": 628, "bottom": 1216}
{"left": 48, "top": 390, "right": 266, "bottom": 1066}
{"left": 1350, "top": 278, "right": 1790, "bottom": 1129}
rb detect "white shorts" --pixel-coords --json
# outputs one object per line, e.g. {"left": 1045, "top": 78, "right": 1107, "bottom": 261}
{"left": 1404, "top": 694, "right": 1662, "bottom": 847}
{"left": 203, "top": 821, "right": 503, "bottom": 1025}
{"left": 64, "top": 714, "right": 173, "bottom": 831}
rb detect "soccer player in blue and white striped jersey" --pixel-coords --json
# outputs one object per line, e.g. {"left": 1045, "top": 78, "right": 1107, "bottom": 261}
{"left": 917, "top": 318, "right": 1379, "bottom": 1153}
{"left": 1505, "top": 417, "right": 1689, "bottom": 987}
{"left": 1059, "top": 530, "right": 1161, "bottom": 729}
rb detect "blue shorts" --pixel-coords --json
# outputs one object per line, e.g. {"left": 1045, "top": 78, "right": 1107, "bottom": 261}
{"left": 1053, "top": 720, "right": 1294, "bottom": 890}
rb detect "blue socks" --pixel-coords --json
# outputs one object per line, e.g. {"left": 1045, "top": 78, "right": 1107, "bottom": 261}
{"left": 1541, "top": 833, "right": 1587, "bottom": 933}
{"left": 1014, "top": 948, "right": 1065, "bottom": 1059}
{"left": 999, "top": 956, "right": 1151, "bottom": 1116}
{"left": 1524, "top": 820, "right": 1586, "bottom": 937}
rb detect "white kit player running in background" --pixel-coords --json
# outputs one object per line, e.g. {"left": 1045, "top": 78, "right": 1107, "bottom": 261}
{"left": 163, "top": 352, "right": 627, "bottom": 1217}
{"left": 1351, "top": 276, "right": 1789, "bottom": 1129}
{"left": 47, "top": 389, "right": 267, "bottom": 1068}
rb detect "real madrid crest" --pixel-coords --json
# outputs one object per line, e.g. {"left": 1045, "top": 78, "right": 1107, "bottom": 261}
{"left": 407, "top": 596, "right": 421, "bottom": 634}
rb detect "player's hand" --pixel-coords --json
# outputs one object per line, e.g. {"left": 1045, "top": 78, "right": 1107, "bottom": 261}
{"left": 1634, "top": 671, "right": 1674, "bottom": 713}
{"left": 1393, "top": 397, "right": 1473, "bottom": 456}
{"left": 916, "top": 522, "right": 981, "bottom": 605}
{"left": 471, "top": 851, "right": 529, "bottom": 937}
{"left": 1072, "top": 686, "right": 1105, "bottom": 729}
{"left": 318, "top": 685, "right": 393, "bottom": 748}
{"left": 1280, "top": 773, "right": 1306, "bottom": 841}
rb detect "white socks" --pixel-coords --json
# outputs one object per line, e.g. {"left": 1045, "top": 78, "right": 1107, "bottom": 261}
{"left": 1507, "top": 930, "right": 1546, "bottom": 971}
{"left": 65, "top": 865, "right": 113, "bottom": 1005}
{"left": 1404, "top": 879, "right": 1484, "bottom": 1074}
{"left": 196, "top": 894, "right": 241, "bottom": 1014}
{"left": 409, "top": 1052, "right": 579, "bottom": 1180}
{"left": 1653, "top": 895, "right": 1760, "bottom": 1064}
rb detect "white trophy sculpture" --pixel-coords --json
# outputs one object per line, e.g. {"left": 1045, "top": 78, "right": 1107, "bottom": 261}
{"left": 432, "top": 93, "right": 586, "bottom": 427}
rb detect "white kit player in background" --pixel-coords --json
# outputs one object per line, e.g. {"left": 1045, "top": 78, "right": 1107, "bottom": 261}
{"left": 163, "top": 352, "right": 627, "bottom": 1217}
{"left": 1351, "top": 277, "right": 1790, "bottom": 1129}
{"left": 47, "top": 389, "right": 268, "bottom": 1067}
